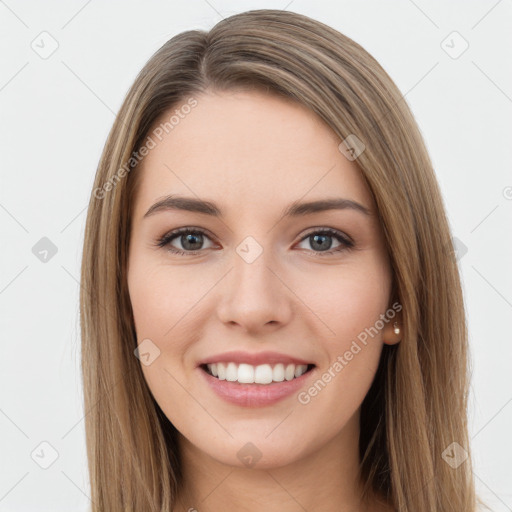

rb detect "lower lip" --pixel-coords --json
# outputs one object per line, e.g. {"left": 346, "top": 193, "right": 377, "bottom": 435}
{"left": 198, "top": 366, "right": 316, "bottom": 407}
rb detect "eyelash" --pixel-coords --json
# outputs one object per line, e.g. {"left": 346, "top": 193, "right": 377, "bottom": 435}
{"left": 155, "top": 227, "right": 354, "bottom": 257}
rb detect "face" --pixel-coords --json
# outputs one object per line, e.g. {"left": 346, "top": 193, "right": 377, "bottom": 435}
{"left": 127, "top": 89, "right": 400, "bottom": 470}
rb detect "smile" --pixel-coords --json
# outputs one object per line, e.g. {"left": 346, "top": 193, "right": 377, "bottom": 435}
{"left": 198, "top": 362, "right": 316, "bottom": 407}
{"left": 203, "top": 362, "right": 312, "bottom": 384}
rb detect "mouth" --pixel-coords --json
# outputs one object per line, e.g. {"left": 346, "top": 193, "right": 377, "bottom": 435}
{"left": 200, "top": 362, "right": 316, "bottom": 385}
{"left": 197, "top": 350, "right": 317, "bottom": 406}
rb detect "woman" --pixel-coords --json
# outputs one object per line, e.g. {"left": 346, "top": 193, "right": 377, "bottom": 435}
{"left": 80, "top": 9, "right": 478, "bottom": 511}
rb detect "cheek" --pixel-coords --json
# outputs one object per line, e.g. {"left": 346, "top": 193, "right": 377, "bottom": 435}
{"left": 291, "top": 267, "right": 390, "bottom": 432}
{"left": 127, "top": 257, "right": 214, "bottom": 401}
{"left": 128, "top": 260, "right": 202, "bottom": 341}
{"left": 293, "top": 257, "right": 391, "bottom": 397}
{"left": 298, "top": 258, "right": 391, "bottom": 344}
{"left": 127, "top": 260, "right": 202, "bottom": 416}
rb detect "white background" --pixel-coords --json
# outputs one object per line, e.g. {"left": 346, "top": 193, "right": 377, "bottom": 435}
{"left": 0, "top": 0, "right": 511, "bottom": 510}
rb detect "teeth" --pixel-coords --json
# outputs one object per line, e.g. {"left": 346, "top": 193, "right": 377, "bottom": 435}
{"left": 285, "top": 364, "right": 295, "bottom": 381}
{"left": 238, "top": 363, "right": 254, "bottom": 383}
{"left": 273, "top": 363, "right": 285, "bottom": 382}
{"left": 226, "top": 362, "right": 238, "bottom": 381}
{"left": 255, "top": 364, "right": 273, "bottom": 384}
{"left": 206, "top": 362, "right": 309, "bottom": 384}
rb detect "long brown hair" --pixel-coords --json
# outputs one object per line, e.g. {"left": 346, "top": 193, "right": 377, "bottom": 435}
{"left": 80, "top": 9, "right": 477, "bottom": 511}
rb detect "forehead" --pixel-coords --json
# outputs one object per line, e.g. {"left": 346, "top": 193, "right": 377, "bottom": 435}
{"left": 132, "top": 89, "right": 374, "bottom": 219}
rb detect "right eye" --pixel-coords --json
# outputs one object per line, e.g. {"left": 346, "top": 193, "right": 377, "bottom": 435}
{"left": 156, "top": 227, "right": 216, "bottom": 255}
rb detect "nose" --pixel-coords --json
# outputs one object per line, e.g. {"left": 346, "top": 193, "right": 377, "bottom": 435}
{"left": 215, "top": 242, "right": 293, "bottom": 334}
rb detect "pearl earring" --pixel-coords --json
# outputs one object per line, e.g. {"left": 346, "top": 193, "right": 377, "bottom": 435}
{"left": 393, "top": 322, "right": 400, "bottom": 335}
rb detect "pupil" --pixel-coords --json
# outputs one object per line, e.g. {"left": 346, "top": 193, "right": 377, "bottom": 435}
{"left": 312, "top": 234, "right": 331, "bottom": 251}
{"left": 183, "top": 233, "right": 202, "bottom": 250}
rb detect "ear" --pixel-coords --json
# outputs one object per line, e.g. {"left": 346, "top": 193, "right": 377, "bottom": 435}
{"left": 382, "top": 310, "right": 402, "bottom": 345}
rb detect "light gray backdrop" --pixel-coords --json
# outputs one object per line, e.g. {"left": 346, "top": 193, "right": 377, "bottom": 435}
{"left": 1, "top": 0, "right": 511, "bottom": 510}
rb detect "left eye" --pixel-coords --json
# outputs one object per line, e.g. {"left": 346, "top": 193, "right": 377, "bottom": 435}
{"left": 156, "top": 227, "right": 353, "bottom": 256}
{"left": 296, "top": 229, "right": 353, "bottom": 255}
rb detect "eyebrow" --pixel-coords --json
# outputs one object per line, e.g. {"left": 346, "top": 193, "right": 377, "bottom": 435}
{"left": 143, "top": 194, "right": 371, "bottom": 219}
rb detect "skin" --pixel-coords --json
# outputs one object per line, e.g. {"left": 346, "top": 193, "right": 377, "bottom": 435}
{"left": 127, "top": 89, "right": 401, "bottom": 512}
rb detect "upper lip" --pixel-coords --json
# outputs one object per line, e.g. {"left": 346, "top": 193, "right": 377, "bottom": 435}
{"left": 198, "top": 350, "right": 314, "bottom": 367}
